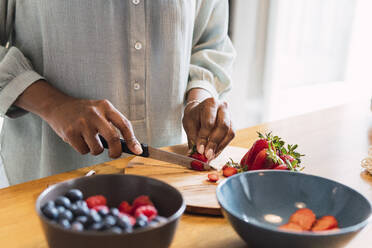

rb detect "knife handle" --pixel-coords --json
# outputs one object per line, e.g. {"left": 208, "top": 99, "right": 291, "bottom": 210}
{"left": 98, "top": 135, "right": 149, "bottom": 157}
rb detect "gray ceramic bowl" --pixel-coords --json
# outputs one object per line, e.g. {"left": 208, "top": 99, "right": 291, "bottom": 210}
{"left": 36, "top": 174, "right": 186, "bottom": 248}
{"left": 217, "top": 171, "right": 371, "bottom": 248}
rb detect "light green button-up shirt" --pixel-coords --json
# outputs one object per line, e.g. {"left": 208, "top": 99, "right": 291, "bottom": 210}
{"left": 0, "top": 0, "right": 235, "bottom": 185}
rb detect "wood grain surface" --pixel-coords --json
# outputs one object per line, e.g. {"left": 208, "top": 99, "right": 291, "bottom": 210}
{"left": 126, "top": 145, "right": 248, "bottom": 215}
{"left": 0, "top": 100, "right": 371, "bottom": 248}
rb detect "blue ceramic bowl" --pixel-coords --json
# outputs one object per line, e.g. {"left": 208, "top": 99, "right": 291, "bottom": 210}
{"left": 217, "top": 171, "right": 371, "bottom": 248}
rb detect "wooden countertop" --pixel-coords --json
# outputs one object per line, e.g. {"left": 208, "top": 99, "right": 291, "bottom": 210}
{"left": 0, "top": 101, "right": 371, "bottom": 248}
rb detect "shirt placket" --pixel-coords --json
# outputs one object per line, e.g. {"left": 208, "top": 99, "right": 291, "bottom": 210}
{"left": 129, "top": 0, "right": 146, "bottom": 121}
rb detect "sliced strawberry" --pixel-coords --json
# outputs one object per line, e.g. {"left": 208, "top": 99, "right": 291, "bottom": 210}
{"left": 92, "top": 205, "right": 109, "bottom": 212}
{"left": 273, "top": 164, "right": 289, "bottom": 170}
{"left": 311, "top": 216, "right": 338, "bottom": 231}
{"left": 207, "top": 173, "right": 219, "bottom": 182}
{"left": 190, "top": 152, "right": 208, "bottom": 162}
{"left": 223, "top": 167, "right": 238, "bottom": 177}
{"left": 289, "top": 208, "right": 316, "bottom": 231}
{"left": 190, "top": 161, "right": 205, "bottom": 171}
{"left": 134, "top": 205, "right": 158, "bottom": 221}
{"left": 241, "top": 139, "right": 269, "bottom": 170}
{"left": 118, "top": 201, "right": 132, "bottom": 215}
{"left": 132, "top": 195, "right": 154, "bottom": 214}
{"left": 279, "top": 222, "right": 303, "bottom": 232}
{"left": 190, "top": 152, "right": 208, "bottom": 171}
{"left": 85, "top": 195, "right": 107, "bottom": 209}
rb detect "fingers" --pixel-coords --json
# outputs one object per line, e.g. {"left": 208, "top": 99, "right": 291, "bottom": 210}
{"left": 68, "top": 134, "right": 90, "bottom": 155}
{"left": 82, "top": 129, "right": 104, "bottom": 156}
{"left": 96, "top": 119, "right": 122, "bottom": 159}
{"left": 106, "top": 108, "right": 142, "bottom": 155}
{"left": 204, "top": 102, "right": 231, "bottom": 160}
{"left": 195, "top": 98, "right": 218, "bottom": 156}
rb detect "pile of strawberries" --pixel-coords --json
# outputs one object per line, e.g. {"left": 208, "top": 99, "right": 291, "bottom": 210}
{"left": 189, "top": 132, "right": 305, "bottom": 183}
{"left": 87, "top": 195, "right": 158, "bottom": 225}
{"left": 279, "top": 208, "right": 339, "bottom": 232}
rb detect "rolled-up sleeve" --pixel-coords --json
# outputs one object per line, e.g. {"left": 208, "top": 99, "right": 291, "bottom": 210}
{"left": 0, "top": 0, "right": 44, "bottom": 118}
{"left": 187, "top": 0, "right": 236, "bottom": 100}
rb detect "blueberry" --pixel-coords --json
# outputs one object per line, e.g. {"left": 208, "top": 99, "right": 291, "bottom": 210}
{"left": 65, "top": 189, "right": 83, "bottom": 202}
{"left": 75, "top": 200, "right": 88, "bottom": 209}
{"left": 110, "top": 208, "right": 120, "bottom": 217}
{"left": 89, "top": 222, "right": 104, "bottom": 231}
{"left": 71, "top": 221, "right": 84, "bottom": 231}
{"left": 134, "top": 214, "right": 148, "bottom": 229}
{"left": 75, "top": 216, "right": 89, "bottom": 227}
{"left": 55, "top": 196, "right": 71, "bottom": 209}
{"left": 70, "top": 204, "right": 89, "bottom": 217}
{"left": 41, "top": 201, "right": 55, "bottom": 210}
{"left": 59, "top": 219, "right": 71, "bottom": 229}
{"left": 108, "top": 226, "right": 122, "bottom": 234}
{"left": 87, "top": 210, "right": 102, "bottom": 224}
{"left": 152, "top": 216, "right": 167, "bottom": 224}
{"left": 56, "top": 206, "right": 66, "bottom": 215}
{"left": 58, "top": 209, "right": 73, "bottom": 222}
{"left": 103, "top": 215, "right": 116, "bottom": 229}
{"left": 98, "top": 208, "right": 109, "bottom": 217}
{"left": 42, "top": 206, "right": 58, "bottom": 220}
{"left": 117, "top": 216, "right": 133, "bottom": 233}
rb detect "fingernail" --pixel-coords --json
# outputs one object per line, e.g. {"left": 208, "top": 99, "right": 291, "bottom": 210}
{"left": 206, "top": 149, "right": 214, "bottom": 160}
{"left": 134, "top": 143, "right": 143, "bottom": 155}
{"left": 197, "top": 144, "right": 205, "bottom": 154}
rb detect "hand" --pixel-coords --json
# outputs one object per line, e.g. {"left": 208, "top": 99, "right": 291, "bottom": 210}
{"left": 43, "top": 98, "right": 142, "bottom": 158}
{"left": 182, "top": 97, "right": 235, "bottom": 161}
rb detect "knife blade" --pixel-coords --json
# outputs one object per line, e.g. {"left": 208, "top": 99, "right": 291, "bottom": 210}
{"left": 98, "top": 135, "right": 212, "bottom": 170}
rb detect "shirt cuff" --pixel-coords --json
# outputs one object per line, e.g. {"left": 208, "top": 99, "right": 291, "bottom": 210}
{"left": 0, "top": 70, "right": 44, "bottom": 118}
{"left": 186, "top": 80, "right": 219, "bottom": 100}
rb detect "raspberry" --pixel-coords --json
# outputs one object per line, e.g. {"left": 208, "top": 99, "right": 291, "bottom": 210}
{"left": 92, "top": 205, "right": 109, "bottom": 212}
{"left": 132, "top": 195, "right": 153, "bottom": 213}
{"left": 134, "top": 205, "right": 158, "bottom": 221}
{"left": 118, "top": 201, "right": 132, "bottom": 214}
{"left": 85, "top": 195, "right": 107, "bottom": 209}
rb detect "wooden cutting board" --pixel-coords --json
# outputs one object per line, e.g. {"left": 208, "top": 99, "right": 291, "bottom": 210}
{"left": 124, "top": 145, "right": 248, "bottom": 216}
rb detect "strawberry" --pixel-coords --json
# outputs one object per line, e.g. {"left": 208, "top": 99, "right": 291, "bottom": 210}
{"left": 280, "top": 154, "right": 295, "bottom": 163}
{"left": 289, "top": 208, "right": 316, "bottom": 231}
{"left": 134, "top": 205, "right": 158, "bottom": 221}
{"left": 207, "top": 173, "right": 219, "bottom": 182}
{"left": 279, "top": 222, "right": 303, "bottom": 232}
{"left": 189, "top": 151, "right": 208, "bottom": 171}
{"left": 312, "top": 216, "right": 338, "bottom": 231}
{"left": 118, "top": 201, "right": 132, "bottom": 215}
{"left": 240, "top": 138, "right": 269, "bottom": 170}
{"left": 85, "top": 195, "right": 107, "bottom": 209}
{"left": 223, "top": 166, "right": 238, "bottom": 177}
{"left": 273, "top": 164, "right": 289, "bottom": 170}
{"left": 132, "top": 195, "right": 154, "bottom": 214}
{"left": 92, "top": 205, "right": 109, "bottom": 212}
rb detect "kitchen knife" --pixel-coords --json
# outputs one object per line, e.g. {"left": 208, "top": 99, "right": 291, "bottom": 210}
{"left": 98, "top": 135, "right": 212, "bottom": 170}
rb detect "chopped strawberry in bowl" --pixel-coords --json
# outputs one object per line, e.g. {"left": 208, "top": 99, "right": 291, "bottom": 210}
{"left": 216, "top": 170, "right": 371, "bottom": 248}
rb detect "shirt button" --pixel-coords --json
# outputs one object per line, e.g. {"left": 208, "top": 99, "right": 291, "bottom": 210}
{"left": 132, "top": 0, "right": 140, "bottom": 5}
{"left": 133, "top": 82, "right": 141, "bottom": 90}
{"left": 134, "top": 41, "right": 142, "bottom": 50}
